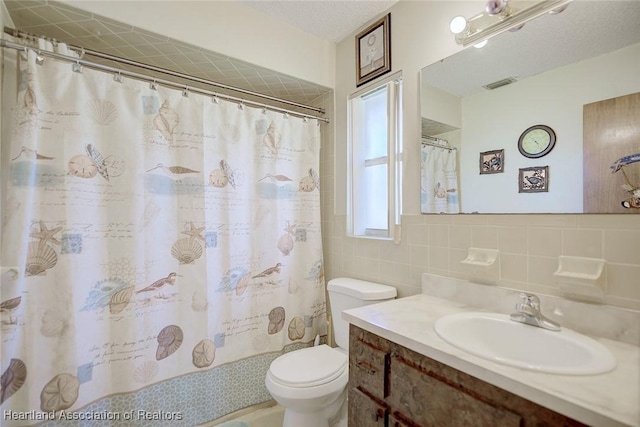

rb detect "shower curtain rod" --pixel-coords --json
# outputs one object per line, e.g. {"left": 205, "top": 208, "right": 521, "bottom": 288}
{"left": 1, "top": 33, "right": 329, "bottom": 124}
{"left": 421, "top": 136, "right": 456, "bottom": 151}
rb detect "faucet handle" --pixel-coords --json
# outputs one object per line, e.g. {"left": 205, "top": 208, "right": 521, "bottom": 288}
{"left": 517, "top": 292, "right": 540, "bottom": 312}
{"left": 512, "top": 292, "right": 561, "bottom": 331}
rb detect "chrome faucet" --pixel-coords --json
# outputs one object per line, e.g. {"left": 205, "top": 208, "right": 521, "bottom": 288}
{"left": 510, "top": 293, "right": 561, "bottom": 331}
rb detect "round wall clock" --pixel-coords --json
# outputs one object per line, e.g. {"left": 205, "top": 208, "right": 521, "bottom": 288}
{"left": 517, "top": 124, "right": 556, "bottom": 158}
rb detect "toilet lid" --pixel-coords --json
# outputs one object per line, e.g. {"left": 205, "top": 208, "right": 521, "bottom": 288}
{"left": 269, "top": 344, "right": 347, "bottom": 388}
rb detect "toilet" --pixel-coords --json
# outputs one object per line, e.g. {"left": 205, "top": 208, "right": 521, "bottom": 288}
{"left": 265, "top": 278, "right": 397, "bottom": 427}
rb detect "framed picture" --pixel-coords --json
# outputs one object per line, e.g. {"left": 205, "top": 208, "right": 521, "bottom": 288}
{"left": 479, "top": 149, "right": 504, "bottom": 174}
{"left": 519, "top": 166, "right": 549, "bottom": 193}
{"left": 355, "top": 14, "right": 391, "bottom": 87}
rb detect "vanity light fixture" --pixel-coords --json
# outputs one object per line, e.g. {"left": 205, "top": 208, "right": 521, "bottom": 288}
{"left": 451, "top": 0, "right": 572, "bottom": 47}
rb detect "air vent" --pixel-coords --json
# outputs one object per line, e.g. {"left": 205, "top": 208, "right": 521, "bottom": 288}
{"left": 483, "top": 77, "right": 518, "bottom": 90}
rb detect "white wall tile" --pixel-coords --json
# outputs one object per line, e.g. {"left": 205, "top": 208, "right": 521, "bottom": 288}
{"left": 407, "top": 223, "right": 429, "bottom": 245}
{"left": 604, "top": 230, "right": 640, "bottom": 264}
{"left": 428, "top": 224, "right": 449, "bottom": 247}
{"left": 528, "top": 228, "right": 562, "bottom": 257}
{"left": 409, "top": 245, "right": 429, "bottom": 268}
{"left": 607, "top": 263, "right": 640, "bottom": 300}
{"left": 526, "top": 215, "right": 579, "bottom": 228}
{"left": 429, "top": 246, "right": 449, "bottom": 271}
{"left": 472, "top": 226, "right": 498, "bottom": 249}
{"left": 562, "top": 229, "right": 603, "bottom": 258}
{"left": 500, "top": 253, "right": 528, "bottom": 283}
{"left": 498, "top": 227, "right": 527, "bottom": 254}
{"left": 527, "top": 255, "right": 558, "bottom": 287}
{"left": 579, "top": 214, "right": 640, "bottom": 230}
{"left": 449, "top": 225, "right": 473, "bottom": 249}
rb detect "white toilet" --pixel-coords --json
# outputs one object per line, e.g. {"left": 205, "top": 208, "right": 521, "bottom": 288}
{"left": 265, "top": 277, "right": 397, "bottom": 427}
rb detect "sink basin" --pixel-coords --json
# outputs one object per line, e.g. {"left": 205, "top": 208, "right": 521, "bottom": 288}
{"left": 434, "top": 312, "right": 616, "bottom": 375}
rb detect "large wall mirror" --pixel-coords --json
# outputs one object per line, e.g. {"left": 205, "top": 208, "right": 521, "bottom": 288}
{"left": 420, "top": 1, "right": 640, "bottom": 214}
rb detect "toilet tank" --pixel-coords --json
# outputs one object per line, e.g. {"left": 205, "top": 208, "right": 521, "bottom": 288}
{"left": 327, "top": 278, "right": 397, "bottom": 351}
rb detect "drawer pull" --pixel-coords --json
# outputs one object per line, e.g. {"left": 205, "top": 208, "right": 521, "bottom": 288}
{"left": 355, "top": 361, "right": 377, "bottom": 375}
{"left": 372, "top": 408, "right": 384, "bottom": 421}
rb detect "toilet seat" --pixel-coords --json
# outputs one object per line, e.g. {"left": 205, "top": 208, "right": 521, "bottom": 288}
{"left": 268, "top": 344, "right": 347, "bottom": 388}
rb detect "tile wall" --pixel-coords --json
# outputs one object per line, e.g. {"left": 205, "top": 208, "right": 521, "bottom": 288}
{"left": 322, "top": 207, "right": 639, "bottom": 310}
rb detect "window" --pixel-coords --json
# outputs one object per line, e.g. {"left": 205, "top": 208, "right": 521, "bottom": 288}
{"left": 347, "top": 73, "right": 402, "bottom": 240}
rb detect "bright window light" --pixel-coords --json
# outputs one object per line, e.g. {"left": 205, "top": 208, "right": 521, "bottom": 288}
{"left": 347, "top": 74, "right": 403, "bottom": 240}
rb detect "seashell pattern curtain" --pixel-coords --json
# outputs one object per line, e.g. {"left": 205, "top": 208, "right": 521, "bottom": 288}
{"left": 0, "top": 37, "right": 326, "bottom": 425}
{"left": 420, "top": 144, "right": 460, "bottom": 214}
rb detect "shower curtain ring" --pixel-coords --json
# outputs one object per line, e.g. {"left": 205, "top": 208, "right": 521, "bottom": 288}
{"left": 182, "top": 86, "right": 190, "bottom": 98}
{"left": 238, "top": 101, "right": 244, "bottom": 110}
{"left": 212, "top": 94, "right": 220, "bottom": 104}
{"left": 261, "top": 106, "right": 267, "bottom": 115}
{"left": 150, "top": 79, "right": 158, "bottom": 90}
{"left": 283, "top": 112, "right": 289, "bottom": 119}
{"left": 35, "top": 50, "right": 44, "bottom": 65}
{"left": 114, "top": 71, "right": 124, "bottom": 83}
{"left": 72, "top": 60, "right": 83, "bottom": 73}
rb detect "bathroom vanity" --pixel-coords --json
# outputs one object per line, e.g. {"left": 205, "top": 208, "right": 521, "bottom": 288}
{"left": 349, "top": 325, "right": 583, "bottom": 426}
{"left": 343, "top": 277, "right": 640, "bottom": 427}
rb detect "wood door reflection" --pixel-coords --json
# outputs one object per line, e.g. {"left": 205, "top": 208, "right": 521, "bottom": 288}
{"left": 584, "top": 92, "right": 640, "bottom": 213}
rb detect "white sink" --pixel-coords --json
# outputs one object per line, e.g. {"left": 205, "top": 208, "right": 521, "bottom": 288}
{"left": 434, "top": 312, "right": 617, "bottom": 375}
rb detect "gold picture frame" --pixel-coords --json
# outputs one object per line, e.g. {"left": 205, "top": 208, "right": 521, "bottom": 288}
{"left": 355, "top": 14, "right": 391, "bottom": 87}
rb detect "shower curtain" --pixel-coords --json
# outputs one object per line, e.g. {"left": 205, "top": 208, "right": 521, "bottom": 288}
{"left": 420, "top": 144, "right": 460, "bottom": 214}
{"left": 0, "top": 38, "right": 326, "bottom": 426}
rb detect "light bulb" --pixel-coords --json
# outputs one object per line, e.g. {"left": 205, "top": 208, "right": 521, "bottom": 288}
{"left": 449, "top": 16, "right": 468, "bottom": 35}
{"left": 474, "top": 40, "right": 488, "bottom": 48}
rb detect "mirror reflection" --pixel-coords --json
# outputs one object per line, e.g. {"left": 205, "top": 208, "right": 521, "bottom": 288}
{"left": 420, "top": 1, "right": 640, "bottom": 214}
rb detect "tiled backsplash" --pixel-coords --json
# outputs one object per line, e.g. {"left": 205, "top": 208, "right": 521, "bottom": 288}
{"left": 322, "top": 212, "right": 639, "bottom": 310}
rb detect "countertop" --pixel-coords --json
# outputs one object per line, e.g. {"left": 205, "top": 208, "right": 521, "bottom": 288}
{"left": 343, "top": 294, "right": 640, "bottom": 427}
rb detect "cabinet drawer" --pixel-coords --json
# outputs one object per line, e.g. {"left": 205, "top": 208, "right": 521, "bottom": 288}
{"left": 388, "top": 356, "right": 522, "bottom": 427}
{"left": 348, "top": 387, "right": 388, "bottom": 427}
{"left": 350, "top": 333, "right": 389, "bottom": 399}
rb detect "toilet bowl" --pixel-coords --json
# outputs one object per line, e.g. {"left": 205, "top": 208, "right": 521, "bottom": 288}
{"left": 265, "top": 345, "right": 348, "bottom": 427}
{"left": 265, "top": 278, "right": 397, "bottom": 427}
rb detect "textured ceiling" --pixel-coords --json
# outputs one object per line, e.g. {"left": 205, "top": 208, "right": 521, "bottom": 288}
{"left": 4, "top": 0, "right": 398, "bottom": 112}
{"left": 421, "top": 1, "right": 640, "bottom": 98}
{"left": 238, "top": 0, "right": 398, "bottom": 43}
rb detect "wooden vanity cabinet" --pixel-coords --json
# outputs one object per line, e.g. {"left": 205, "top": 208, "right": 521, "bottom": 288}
{"left": 348, "top": 325, "right": 587, "bottom": 427}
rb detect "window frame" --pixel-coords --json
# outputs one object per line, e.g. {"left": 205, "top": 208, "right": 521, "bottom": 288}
{"left": 347, "top": 71, "right": 403, "bottom": 241}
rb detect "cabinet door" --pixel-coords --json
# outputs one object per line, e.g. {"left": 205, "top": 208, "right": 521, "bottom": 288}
{"left": 388, "top": 356, "right": 522, "bottom": 427}
{"left": 350, "top": 332, "right": 389, "bottom": 400}
{"left": 349, "top": 387, "right": 388, "bottom": 427}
